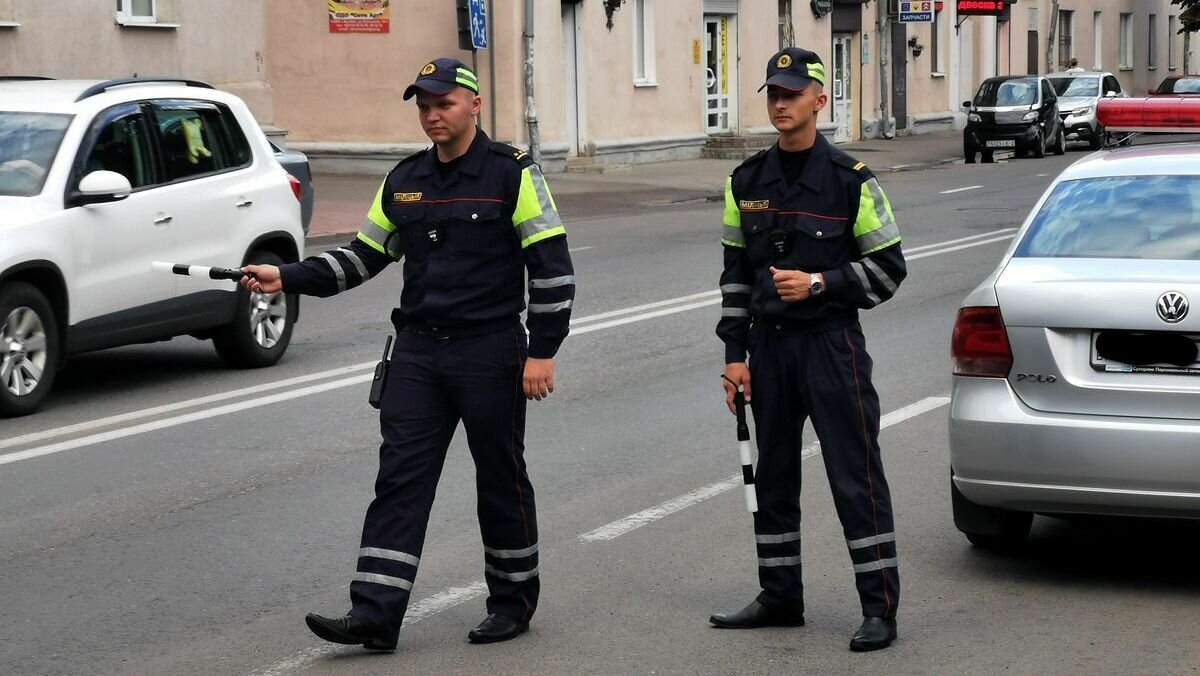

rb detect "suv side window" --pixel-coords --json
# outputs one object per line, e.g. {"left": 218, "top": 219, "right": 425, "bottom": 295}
{"left": 151, "top": 102, "right": 248, "bottom": 182}
{"left": 78, "top": 105, "right": 155, "bottom": 190}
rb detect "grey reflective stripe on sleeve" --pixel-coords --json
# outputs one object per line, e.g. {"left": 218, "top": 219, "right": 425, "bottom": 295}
{"left": 758, "top": 555, "right": 802, "bottom": 567}
{"left": 359, "top": 217, "right": 394, "bottom": 250}
{"left": 485, "top": 543, "right": 539, "bottom": 558}
{"left": 857, "top": 222, "right": 902, "bottom": 253}
{"left": 485, "top": 564, "right": 539, "bottom": 582}
{"left": 338, "top": 247, "right": 371, "bottom": 282}
{"left": 529, "top": 275, "right": 575, "bottom": 289}
{"left": 846, "top": 532, "right": 896, "bottom": 550}
{"left": 756, "top": 531, "right": 802, "bottom": 544}
{"left": 850, "top": 262, "right": 882, "bottom": 306}
{"left": 853, "top": 557, "right": 899, "bottom": 574}
{"left": 721, "top": 283, "right": 752, "bottom": 295}
{"left": 529, "top": 300, "right": 573, "bottom": 314}
{"left": 861, "top": 258, "right": 898, "bottom": 295}
{"left": 721, "top": 224, "right": 746, "bottom": 247}
{"left": 722, "top": 307, "right": 751, "bottom": 318}
{"left": 359, "top": 547, "right": 420, "bottom": 567}
{"left": 318, "top": 252, "right": 347, "bottom": 292}
{"left": 352, "top": 572, "right": 414, "bottom": 590}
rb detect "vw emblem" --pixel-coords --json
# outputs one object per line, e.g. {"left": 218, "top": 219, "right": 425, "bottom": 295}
{"left": 1157, "top": 291, "right": 1190, "bottom": 324}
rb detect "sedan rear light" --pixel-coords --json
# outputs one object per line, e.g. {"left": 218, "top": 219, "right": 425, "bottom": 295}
{"left": 287, "top": 173, "right": 302, "bottom": 202}
{"left": 952, "top": 306, "right": 1013, "bottom": 377}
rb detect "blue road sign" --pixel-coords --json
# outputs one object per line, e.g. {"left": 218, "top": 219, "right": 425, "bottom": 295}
{"left": 898, "top": 0, "right": 933, "bottom": 22}
{"left": 469, "top": 0, "right": 488, "bottom": 50}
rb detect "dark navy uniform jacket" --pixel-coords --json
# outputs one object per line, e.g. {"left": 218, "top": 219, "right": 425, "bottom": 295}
{"left": 280, "top": 129, "right": 575, "bottom": 358}
{"left": 717, "top": 133, "right": 907, "bottom": 363}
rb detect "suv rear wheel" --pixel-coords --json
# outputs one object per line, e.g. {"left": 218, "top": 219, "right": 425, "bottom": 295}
{"left": 213, "top": 250, "right": 296, "bottom": 368}
{"left": 1051, "top": 126, "right": 1066, "bottom": 155}
{"left": 0, "top": 282, "right": 60, "bottom": 418}
{"left": 1031, "top": 129, "right": 1047, "bottom": 158}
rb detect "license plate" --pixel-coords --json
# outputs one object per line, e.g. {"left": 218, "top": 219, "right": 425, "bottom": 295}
{"left": 985, "top": 140, "right": 1016, "bottom": 148}
{"left": 1090, "top": 331, "right": 1200, "bottom": 375}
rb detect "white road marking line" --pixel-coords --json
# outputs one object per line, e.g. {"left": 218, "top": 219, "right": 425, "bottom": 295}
{"left": 569, "top": 246, "right": 594, "bottom": 252}
{"left": 0, "top": 363, "right": 376, "bottom": 452}
{"left": 0, "top": 374, "right": 372, "bottom": 467}
{"left": 903, "top": 228, "right": 1017, "bottom": 254}
{"left": 907, "top": 234, "right": 1014, "bottom": 260}
{"left": 1, "top": 229, "right": 1005, "bottom": 467}
{"left": 939, "top": 185, "right": 984, "bottom": 194}
{"left": 248, "top": 582, "right": 488, "bottom": 676}
{"left": 579, "top": 396, "right": 951, "bottom": 542}
{"left": 1036, "top": 173, "right": 1049, "bottom": 177}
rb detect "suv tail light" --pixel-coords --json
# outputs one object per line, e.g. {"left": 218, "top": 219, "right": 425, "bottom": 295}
{"left": 952, "top": 306, "right": 1013, "bottom": 377}
{"left": 287, "top": 173, "right": 302, "bottom": 202}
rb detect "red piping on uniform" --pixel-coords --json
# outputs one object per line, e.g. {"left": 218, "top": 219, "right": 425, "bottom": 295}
{"left": 845, "top": 328, "right": 892, "bottom": 617}
{"left": 737, "top": 207, "right": 847, "bottom": 221}
{"left": 509, "top": 326, "right": 534, "bottom": 620}
{"left": 407, "top": 198, "right": 506, "bottom": 205}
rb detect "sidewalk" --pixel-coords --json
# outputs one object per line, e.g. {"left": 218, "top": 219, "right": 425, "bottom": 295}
{"left": 306, "top": 130, "right": 964, "bottom": 242}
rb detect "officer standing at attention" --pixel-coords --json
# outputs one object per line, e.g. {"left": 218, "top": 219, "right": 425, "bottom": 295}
{"left": 711, "top": 47, "right": 906, "bottom": 652}
{"left": 241, "top": 58, "right": 574, "bottom": 650}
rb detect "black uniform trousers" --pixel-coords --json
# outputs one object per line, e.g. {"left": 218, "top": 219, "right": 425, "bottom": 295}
{"left": 748, "top": 321, "right": 900, "bottom": 619}
{"left": 348, "top": 323, "right": 539, "bottom": 636}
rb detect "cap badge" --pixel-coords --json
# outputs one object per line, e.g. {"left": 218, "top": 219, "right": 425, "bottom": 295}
{"left": 776, "top": 54, "right": 793, "bottom": 69}
{"left": 420, "top": 63, "right": 437, "bottom": 76}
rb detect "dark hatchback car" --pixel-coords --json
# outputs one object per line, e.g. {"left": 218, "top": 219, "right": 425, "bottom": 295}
{"left": 963, "top": 75, "right": 1066, "bottom": 163}
{"left": 1151, "top": 74, "right": 1200, "bottom": 96}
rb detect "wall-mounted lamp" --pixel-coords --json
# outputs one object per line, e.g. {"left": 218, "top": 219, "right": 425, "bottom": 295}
{"left": 907, "top": 35, "right": 925, "bottom": 58}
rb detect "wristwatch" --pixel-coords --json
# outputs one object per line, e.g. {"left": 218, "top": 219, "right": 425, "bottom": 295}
{"left": 810, "top": 273, "right": 825, "bottom": 297}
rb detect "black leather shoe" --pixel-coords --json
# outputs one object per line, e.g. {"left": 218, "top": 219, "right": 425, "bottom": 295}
{"left": 709, "top": 600, "right": 805, "bottom": 629}
{"left": 305, "top": 613, "right": 397, "bottom": 651}
{"left": 849, "top": 616, "right": 897, "bottom": 652}
{"left": 468, "top": 613, "right": 529, "bottom": 644}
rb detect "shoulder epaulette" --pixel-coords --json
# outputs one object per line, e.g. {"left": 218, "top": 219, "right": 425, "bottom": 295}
{"left": 731, "top": 147, "right": 769, "bottom": 178}
{"left": 831, "top": 152, "right": 871, "bottom": 177}
{"left": 489, "top": 141, "right": 536, "bottom": 167}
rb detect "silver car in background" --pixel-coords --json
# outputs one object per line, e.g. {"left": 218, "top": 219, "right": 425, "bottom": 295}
{"left": 1047, "top": 70, "right": 1127, "bottom": 149}
{"left": 949, "top": 138, "right": 1200, "bottom": 549}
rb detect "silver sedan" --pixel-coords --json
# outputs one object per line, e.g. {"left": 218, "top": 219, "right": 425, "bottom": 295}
{"left": 949, "top": 142, "right": 1200, "bottom": 549}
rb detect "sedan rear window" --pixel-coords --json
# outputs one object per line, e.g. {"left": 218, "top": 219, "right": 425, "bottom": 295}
{"left": 1016, "top": 176, "right": 1200, "bottom": 260}
{"left": 1156, "top": 77, "right": 1200, "bottom": 94}
{"left": 0, "top": 112, "right": 72, "bottom": 196}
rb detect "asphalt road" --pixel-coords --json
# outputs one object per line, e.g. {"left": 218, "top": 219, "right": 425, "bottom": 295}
{"left": 4, "top": 144, "right": 1200, "bottom": 676}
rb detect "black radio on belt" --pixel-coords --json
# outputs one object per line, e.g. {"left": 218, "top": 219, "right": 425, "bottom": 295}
{"left": 368, "top": 334, "right": 394, "bottom": 409}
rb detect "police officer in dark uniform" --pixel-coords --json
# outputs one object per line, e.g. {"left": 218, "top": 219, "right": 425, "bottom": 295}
{"left": 241, "top": 57, "right": 575, "bottom": 650}
{"left": 710, "top": 47, "right": 907, "bottom": 652}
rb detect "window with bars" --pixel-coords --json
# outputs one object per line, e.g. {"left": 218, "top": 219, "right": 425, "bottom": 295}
{"left": 1057, "top": 10, "right": 1074, "bottom": 70}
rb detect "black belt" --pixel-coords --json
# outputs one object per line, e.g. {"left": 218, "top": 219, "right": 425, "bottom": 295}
{"left": 401, "top": 318, "right": 516, "bottom": 340}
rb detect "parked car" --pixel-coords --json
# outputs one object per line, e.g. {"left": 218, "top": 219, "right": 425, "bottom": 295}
{"left": 963, "top": 75, "right": 1066, "bottom": 163}
{"left": 1047, "top": 70, "right": 1126, "bottom": 149}
{"left": 1150, "top": 74, "right": 1200, "bottom": 96}
{"left": 0, "top": 77, "right": 306, "bottom": 417}
{"left": 272, "top": 140, "right": 313, "bottom": 235}
{"left": 949, "top": 97, "right": 1200, "bottom": 549}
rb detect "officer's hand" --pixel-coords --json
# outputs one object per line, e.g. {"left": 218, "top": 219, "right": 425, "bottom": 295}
{"left": 524, "top": 358, "right": 555, "bottom": 401}
{"left": 770, "top": 266, "right": 812, "bottom": 303}
{"left": 723, "top": 362, "right": 751, "bottom": 415}
{"left": 241, "top": 265, "right": 282, "bottom": 294}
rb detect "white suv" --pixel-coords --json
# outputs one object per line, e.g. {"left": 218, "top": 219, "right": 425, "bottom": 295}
{"left": 0, "top": 77, "right": 306, "bottom": 417}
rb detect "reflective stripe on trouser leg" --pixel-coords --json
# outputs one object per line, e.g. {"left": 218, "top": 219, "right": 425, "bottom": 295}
{"left": 747, "top": 326, "right": 806, "bottom": 612}
{"left": 805, "top": 325, "right": 900, "bottom": 618}
{"left": 349, "top": 333, "right": 460, "bottom": 633}
{"left": 449, "top": 326, "right": 540, "bottom": 622}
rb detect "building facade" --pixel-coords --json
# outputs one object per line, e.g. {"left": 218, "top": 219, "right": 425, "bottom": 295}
{"left": 0, "top": 1, "right": 1193, "bottom": 172}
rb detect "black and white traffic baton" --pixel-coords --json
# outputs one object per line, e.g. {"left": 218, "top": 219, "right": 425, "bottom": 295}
{"left": 723, "top": 374, "right": 758, "bottom": 513}
{"left": 151, "top": 261, "right": 255, "bottom": 281}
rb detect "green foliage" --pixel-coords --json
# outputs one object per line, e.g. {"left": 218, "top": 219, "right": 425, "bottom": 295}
{"left": 1175, "top": 0, "right": 1200, "bottom": 33}
{"left": 604, "top": 0, "right": 625, "bottom": 30}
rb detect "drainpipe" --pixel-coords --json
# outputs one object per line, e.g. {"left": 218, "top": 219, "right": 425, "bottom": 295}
{"left": 1045, "top": 0, "right": 1059, "bottom": 73}
{"left": 523, "top": 0, "right": 541, "bottom": 163}
{"left": 878, "top": 0, "right": 892, "bottom": 138}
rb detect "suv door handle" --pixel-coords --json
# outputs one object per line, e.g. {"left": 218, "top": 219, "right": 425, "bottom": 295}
{"left": 236, "top": 200, "right": 253, "bottom": 208}
{"left": 154, "top": 215, "right": 173, "bottom": 225}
